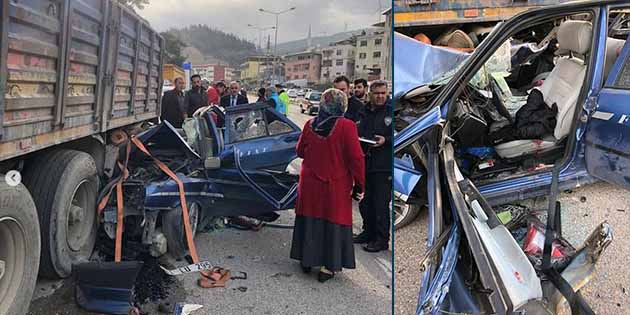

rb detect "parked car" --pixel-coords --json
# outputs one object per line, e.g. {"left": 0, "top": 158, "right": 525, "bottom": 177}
{"left": 300, "top": 91, "right": 322, "bottom": 115}
{"left": 287, "top": 89, "right": 298, "bottom": 98}
{"left": 394, "top": 1, "right": 629, "bottom": 313}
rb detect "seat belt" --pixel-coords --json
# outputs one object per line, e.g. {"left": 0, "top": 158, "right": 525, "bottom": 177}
{"left": 541, "top": 167, "right": 594, "bottom": 315}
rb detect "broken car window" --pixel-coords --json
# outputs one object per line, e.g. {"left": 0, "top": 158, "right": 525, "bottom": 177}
{"left": 265, "top": 109, "right": 294, "bottom": 136}
{"left": 228, "top": 109, "right": 268, "bottom": 142}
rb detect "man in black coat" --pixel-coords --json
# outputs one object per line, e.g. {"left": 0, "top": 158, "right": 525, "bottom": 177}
{"left": 354, "top": 80, "right": 393, "bottom": 253}
{"left": 220, "top": 81, "right": 249, "bottom": 108}
{"left": 160, "top": 77, "right": 186, "bottom": 127}
{"left": 184, "top": 74, "right": 208, "bottom": 117}
{"left": 333, "top": 75, "right": 364, "bottom": 123}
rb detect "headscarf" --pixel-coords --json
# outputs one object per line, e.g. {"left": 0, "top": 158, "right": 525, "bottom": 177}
{"left": 313, "top": 88, "right": 348, "bottom": 137}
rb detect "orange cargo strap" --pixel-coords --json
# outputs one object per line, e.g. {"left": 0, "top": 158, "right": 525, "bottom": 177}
{"left": 129, "top": 137, "right": 225, "bottom": 285}
{"left": 129, "top": 136, "right": 201, "bottom": 263}
{"left": 96, "top": 141, "right": 130, "bottom": 263}
{"left": 97, "top": 134, "right": 225, "bottom": 284}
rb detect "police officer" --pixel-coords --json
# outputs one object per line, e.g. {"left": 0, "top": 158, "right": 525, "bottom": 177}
{"left": 354, "top": 80, "right": 392, "bottom": 252}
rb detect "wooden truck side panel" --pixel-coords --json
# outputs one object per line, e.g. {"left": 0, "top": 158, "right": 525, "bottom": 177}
{"left": 0, "top": 0, "right": 163, "bottom": 162}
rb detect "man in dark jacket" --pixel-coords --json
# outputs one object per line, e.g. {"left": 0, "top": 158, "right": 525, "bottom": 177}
{"left": 160, "top": 77, "right": 186, "bottom": 127}
{"left": 354, "top": 80, "right": 393, "bottom": 253}
{"left": 184, "top": 74, "right": 209, "bottom": 117}
{"left": 220, "top": 81, "right": 249, "bottom": 108}
{"left": 353, "top": 78, "right": 369, "bottom": 105}
{"left": 333, "top": 75, "right": 364, "bottom": 123}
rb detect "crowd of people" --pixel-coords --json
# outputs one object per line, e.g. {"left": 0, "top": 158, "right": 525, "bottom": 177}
{"left": 160, "top": 74, "right": 392, "bottom": 284}
{"left": 160, "top": 75, "right": 292, "bottom": 128}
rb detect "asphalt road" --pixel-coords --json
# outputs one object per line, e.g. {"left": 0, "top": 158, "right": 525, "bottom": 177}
{"left": 28, "top": 98, "right": 392, "bottom": 315}
{"left": 394, "top": 181, "right": 630, "bottom": 315}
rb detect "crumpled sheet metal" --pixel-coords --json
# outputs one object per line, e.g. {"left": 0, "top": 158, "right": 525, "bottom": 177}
{"left": 393, "top": 32, "right": 469, "bottom": 99}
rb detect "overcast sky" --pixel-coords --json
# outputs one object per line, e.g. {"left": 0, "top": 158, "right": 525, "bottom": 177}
{"left": 139, "top": 0, "right": 386, "bottom": 44}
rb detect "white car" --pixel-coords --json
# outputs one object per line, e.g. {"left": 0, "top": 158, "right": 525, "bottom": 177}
{"left": 287, "top": 89, "right": 298, "bottom": 98}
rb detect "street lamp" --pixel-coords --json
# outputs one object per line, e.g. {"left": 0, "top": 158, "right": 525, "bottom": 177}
{"left": 247, "top": 24, "right": 275, "bottom": 52}
{"left": 258, "top": 6, "right": 296, "bottom": 83}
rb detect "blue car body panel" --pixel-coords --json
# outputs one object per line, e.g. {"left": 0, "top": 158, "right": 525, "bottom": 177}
{"left": 393, "top": 156, "right": 423, "bottom": 198}
{"left": 140, "top": 103, "right": 301, "bottom": 217}
{"left": 585, "top": 33, "right": 630, "bottom": 190}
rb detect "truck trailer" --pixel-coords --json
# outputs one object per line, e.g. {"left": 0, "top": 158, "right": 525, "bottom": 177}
{"left": 0, "top": 0, "right": 164, "bottom": 313}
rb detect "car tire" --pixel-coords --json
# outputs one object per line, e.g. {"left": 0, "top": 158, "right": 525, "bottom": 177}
{"left": 0, "top": 181, "right": 40, "bottom": 315}
{"left": 162, "top": 202, "right": 200, "bottom": 258}
{"left": 22, "top": 150, "right": 99, "bottom": 279}
{"left": 393, "top": 198, "right": 422, "bottom": 230}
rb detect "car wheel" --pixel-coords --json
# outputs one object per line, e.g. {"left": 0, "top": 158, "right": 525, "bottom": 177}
{"left": 22, "top": 150, "right": 98, "bottom": 279}
{"left": 0, "top": 181, "right": 40, "bottom": 315}
{"left": 393, "top": 197, "right": 422, "bottom": 230}
{"left": 162, "top": 202, "right": 200, "bottom": 258}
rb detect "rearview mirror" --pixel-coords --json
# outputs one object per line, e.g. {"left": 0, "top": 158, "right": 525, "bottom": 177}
{"left": 205, "top": 157, "right": 221, "bottom": 169}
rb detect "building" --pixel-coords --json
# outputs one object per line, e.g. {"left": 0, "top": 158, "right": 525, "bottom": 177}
{"left": 191, "top": 63, "right": 235, "bottom": 83}
{"left": 354, "top": 29, "right": 387, "bottom": 81}
{"left": 240, "top": 55, "right": 275, "bottom": 86}
{"left": 319, "top": 38, "right": 356, "bottom": 84}
{"left": 377, "top": 8, "right": 392, "bottom": 82}
{"left": 283, "top": 51, "right": 322, "bottom": 85}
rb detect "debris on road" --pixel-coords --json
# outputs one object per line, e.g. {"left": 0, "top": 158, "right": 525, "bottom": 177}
{"left": 231, "top": 271, "right": 248, "bottom": 280}
{"left": 159, "top": 261, "right": 214, "bottom": 276}
{"left": 172, "top": 303, "right": 203, "bottom": 315}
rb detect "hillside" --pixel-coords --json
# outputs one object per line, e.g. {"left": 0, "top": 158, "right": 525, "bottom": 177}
{"left": 166, "top": 24, "right": 257, "bottom": 67}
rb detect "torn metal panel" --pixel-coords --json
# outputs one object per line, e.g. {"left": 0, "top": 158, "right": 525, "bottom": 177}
{"left": 393, "top": 32, "right": 469, "bottom": 99}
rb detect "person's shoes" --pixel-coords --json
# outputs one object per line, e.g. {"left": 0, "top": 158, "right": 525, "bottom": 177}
{"left": 353, "top": 232, "right": 371, "bottom": 244}
{"left": 363, "top": 240, "right": 389, "bottom": 253}
{"left": 301, "top": 265, "right": 312, "bottom": 274}
{"left": 317, "top": 268, "right": 334, "bottom": 283}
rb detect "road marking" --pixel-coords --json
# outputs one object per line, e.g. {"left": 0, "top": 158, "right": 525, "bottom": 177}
{"left": 5, "top": 170, "right": 21, "bottom": 187}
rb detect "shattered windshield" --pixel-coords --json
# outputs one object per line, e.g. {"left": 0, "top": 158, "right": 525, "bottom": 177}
{"left": 228, "top": 109, "right": 268, "bottom": 142}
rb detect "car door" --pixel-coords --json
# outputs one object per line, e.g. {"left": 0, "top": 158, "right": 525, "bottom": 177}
{"left": 223, "top": 104, "right": 300, "bottom": 171}
{"left": 203, "top": 104, "right": 301, "bottom": 214}
{"left": 584, "top": 34, "right": 630, "bottom": 189}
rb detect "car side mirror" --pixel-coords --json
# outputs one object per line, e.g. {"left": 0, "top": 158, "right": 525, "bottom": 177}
{"left": 205, "top": 157, "right": 221, "bottom": 169}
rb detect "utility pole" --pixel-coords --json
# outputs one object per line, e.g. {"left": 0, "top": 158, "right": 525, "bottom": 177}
{"left": 258, "top": 6, "right": 296, "bottom": 83}
{"left": 247, "top": 24, "right": 275, "bottom": 52}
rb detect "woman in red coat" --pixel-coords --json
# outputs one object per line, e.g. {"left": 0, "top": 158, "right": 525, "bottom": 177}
{"left": 290, "top": 88, "right": 365, "bottom": 282}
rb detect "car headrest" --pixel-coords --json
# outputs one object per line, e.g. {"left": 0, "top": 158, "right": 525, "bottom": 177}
{"left": 557, "top": 20, "right": 592, "bottom": 55}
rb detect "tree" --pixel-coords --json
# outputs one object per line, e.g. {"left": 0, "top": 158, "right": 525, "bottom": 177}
{"left": 161, "top": 31, "right": 186, "bottom": 66}
{"left": 118, "top": 0, "right": 149, "bottom": 10}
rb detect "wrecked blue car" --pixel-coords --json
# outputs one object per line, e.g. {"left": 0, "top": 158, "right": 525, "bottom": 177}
{"left": 394, "top": 1, "right": 629, "bottom": 313}
{"left": 101, "top": 103, "right": 301, "bottom": 257}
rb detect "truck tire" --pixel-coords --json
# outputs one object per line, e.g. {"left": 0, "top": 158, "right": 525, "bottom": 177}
{"left": 22, "top": 150, "right": 98, "bottom": 279}
{"left": 0, "top": 181, "right": 40, "bottom": 315}
{"left": 162, "top": 202, "right": 200, "bottom": 258}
